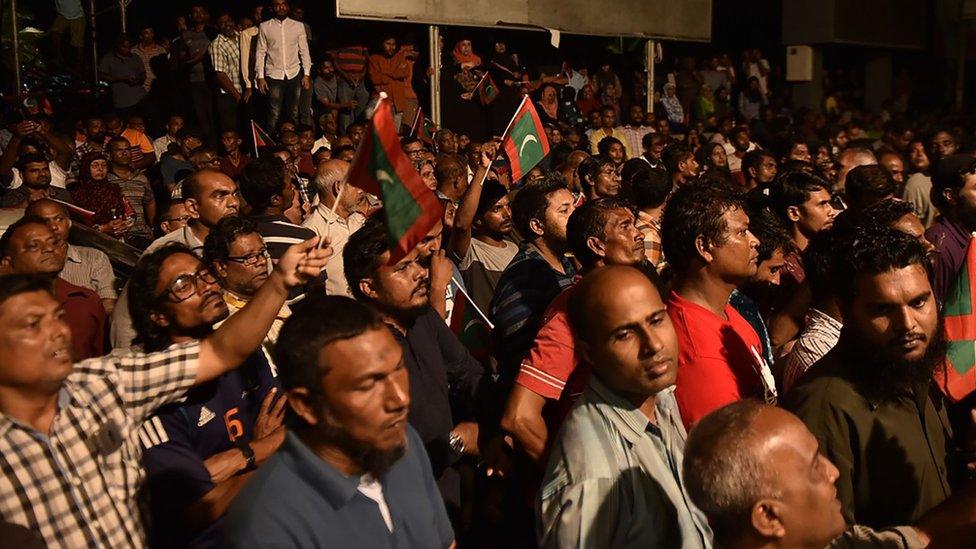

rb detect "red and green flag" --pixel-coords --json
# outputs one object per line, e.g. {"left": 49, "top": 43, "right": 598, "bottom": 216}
{"left": 475, "top": 72, "right": 499, "bottom": 105}
{"left": 936, "top": 234, "right": 976, "bottom": 401}
{"left": 449, "top": 279, "right": 493, "bottom": 362}
{"left": 410, "top": 107, "right": 435, "bottom": 146}
{"left": 500, "top": 96, "right": 550, "bottom": 182}
{"left": 348, "top": 95, "right": 444, "bottom": 264}
{"left": 250, "top": 119, "right": 275, "bottom": 157}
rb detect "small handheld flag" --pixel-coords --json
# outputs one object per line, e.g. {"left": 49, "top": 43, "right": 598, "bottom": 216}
{"left": 250, "top": 120, "right": 276, "bottom": 158}
{"left": 499, "top": 96, "right": 550, "bottom": 182}
{"left": 936, "top": 234, "right": 976, "bottom": 401}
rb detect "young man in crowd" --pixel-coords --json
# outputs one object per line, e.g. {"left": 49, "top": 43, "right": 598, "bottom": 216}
{"left": 662, "top": 181, "right": 774, "bottom": 428}
{"left": 25, "top": 199, "right": 117, "bottom": 314}
{"left": 632, "top": 167, "right": 671, "bottom": 269}
{"left": 0, "top": 232, "right": 328, "bottom": 547}
{"left": 787, "top": 227, "right": 957, "bottom": 528}
{"left": 343, "top": 215, "right": 488, "bottom": 517}
{"left": 255, "top": 0, "right": 313, "bottom": 130}
{"left": 537, "top": 266, "right": 712, "bottom": 547}
{"left": 576, "top": 155, "right": 622, "bottom": 201}
{"left": 587, "top": 106, "right": 630, "bottom": 157}
{"left": 925, "top": 154, "right": 976, "bottom": 304}
{"left": 302, "top": 158, "right": 367, "bottom": 297}
{"left": 154, "top": 114, "right": 185, "bottom": 160}
{"left": 490, "top": 176, "right": 577, "bottom": 379}
{"left": 663, "top": 144, "right": 701, "bottom": 188}
{"left": 0, "top": 153, "right": 73, "bottom": 207}
{"left": 210, "top": 12, "right": 244, "bottom": 134}
{"left": 240, "top": 156, "right": 317, "bottom": 263}
{"left": 741, "top": 149, "right": 778, "bottom": 191}
{"left": 218, "top": 129, "right": 251, "bottom": 181}
{"left": 0, "top": 217, "right": 106, "bottom": 360}
{"left": 843, "top": 164, "right": 898, "bottom": 216}
{"left": 503, "top": 199, "right": 651, "bottom": 464}
{"left": 0, "top": 118, "right": 73, "bottom": 190}
{"left": 223, "top": 297, "right": 454, "bottom": 547}
{"left": 131, "top": 242, "right": 284, "bottom": 548}
{"left": 160, "top": 129, "right": 204, "bottom": 190}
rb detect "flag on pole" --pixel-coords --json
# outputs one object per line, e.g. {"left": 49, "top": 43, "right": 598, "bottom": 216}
{"left": 476, "top": 72, "right": 499, "bottom": 105}
{"left": 499, "top": 96, "right": 550, "bottom": 182}
{"left": 348, "top": 95, "right": 444, "bottom": 264}
{"left": 251, "top": 120, "right": 275, "bottom": 157}
{"left": 936, "top": 234, "right": 976, "bottom": 401}
{"left": 410, "top": 107, "right": 434, "bottom": 145}
{"left": 449, "top": 278, "right": 493, "bottom": 362}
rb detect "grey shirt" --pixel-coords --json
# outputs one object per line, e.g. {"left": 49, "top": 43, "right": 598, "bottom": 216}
{"left": 99, "top": 52, "right": 148, "bottom": 109}
{"left": 182, "top": 30, "right": 211, "bottom": 83}
{"left": 537, "top": 378, "right": 712, "bottom": 548}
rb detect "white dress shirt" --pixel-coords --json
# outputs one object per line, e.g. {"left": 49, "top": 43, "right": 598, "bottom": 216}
{"left": 255, "top": 17, "right": 311, "bottom": 81}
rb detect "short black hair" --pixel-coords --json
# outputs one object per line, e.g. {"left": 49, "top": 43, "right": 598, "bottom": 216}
{"left": 596, "top": 136, "right": 625, "bottom": 158}
{"left": 746, "top": 207, "right": 793, "bottom": 263}
{"left": 845, "top": 164, "right": 897, "bottom": 211}
{"left": 855, "top": 198, "right": 917, "bottom": 230}
{"left": 804, "top": 228, "right": 844, "bottom": 303}
{"left": 203, "top": 216, "right": 260, "bottom": 265}
{"left": 641, "top": 131, "right": 664, "bottom": 150}
{"left": 661, "top": 180, "right": 746, "bottom": 275}
{"left": 631, "top": 168, "right": 671, "bottom": 211}
{"left": 343, "top": 213, "right": 390, "bottom": 302}
{"left": 274, "top": 295, "right": 385, "bottom": 400}
{"left": 741, "top": 149, "right": 775, "bottom": 181}
{"left": 0, "top": 216, "right": 48, "bottom": 259}
{"left": 0, "top": 274, "right": 55, "bottom": 311}
{"left": 567, "top": 198, "right": 631, "bottom": 269}
{"left": 834, "top": 226, "right": 931, "bottom": 303}
{"left": 662, "top": 144, "right": 693, "bottom": 174}
{"left": 14, "top": 152, "right": 49, "bottom": 173}
{"left": 576, "top": 155, "right": 615, "bottom": 195}
{"left": 511, "top": 175, "right": 569, "bottom": 242}
{"left": 240, "top": 156, "right": 287, "bottom": 213}
{"left": 128, "top": 243, "right": 202, "bottom": 351}
{"left": 764, "top": 171, "right": 830, "bottom": 224}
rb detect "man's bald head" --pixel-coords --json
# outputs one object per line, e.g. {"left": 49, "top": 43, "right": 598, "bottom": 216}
{"left": 683, "top": 402, "right": 846, "bottom": 548}
{"left": 836, "top": 147, "right": 877, "bottom": 193}
{"left": 568, "top": 265, "right": 677, "bottom": 398}
{"left": 313, "top": 159, "right": 350, "bottom": 199}
{"left": 25, "top": 199, "right": 71, "bottom": 243}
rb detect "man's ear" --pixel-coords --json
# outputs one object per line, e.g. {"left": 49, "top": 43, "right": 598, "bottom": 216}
{"left": 149, "top": 310, "right": 171, "bottom": 329}
{"left": 528, "top": 217, "right": 546, "bottom": 238}
{"left": 943, "top": 187, "right": 958, "bottom": 209}
{"left": 694, "top": 234, "right": 714, "bottom": 264}
{"left": 750, "top": 499, "right": 787, "bottom": 540}
{"left": 286, "top": 387, "right": 320, "bottom": 427}
{"left": 184, "top": 198, "right": 201, "bottom": 219}
{"left": 786, "top": 205, "right": 801, "bottom": 223}
{"left": 360, "top": 277, "right": 380, "bottom": 301}
{"left": 586, "top": 235, "right": 607, "bottom": 259}
{"left": 212, "top": 261, "right": 228, "bottom": 279}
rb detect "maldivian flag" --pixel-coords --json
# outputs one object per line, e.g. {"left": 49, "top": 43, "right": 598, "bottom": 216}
{"left": 475, "top": 72, "right": 499, "bottom": 105}
{"left": 251, "top": 120, "right": 275, "bottom": 157}
{"left": 410, "top": 107, "right": 434, "bottom": 145}
{"left": 449, "top": 279, "right": 493, "bottom": 362}
{"left": 500, "top": 96, "right": 550, "bottom": 182}
{"left": 936, "top": 234, "right": 976, "bottom": 401}
{"left": 348, "top": 95, "right": 443, "bottom": 264}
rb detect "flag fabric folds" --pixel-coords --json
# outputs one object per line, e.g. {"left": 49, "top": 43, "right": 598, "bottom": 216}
{"left": 347, "top": 96, "right": 444, "bottom": 264}
{"left": 936, "top": 234, "right": 976, "bottom": 401}
{"left": 250, "top": 120, "right": 276, "bottom": 157}
{"left": 449, "top": 279, "right": 493, "bottom": 362}
{"left": 499, "top": 96, "right": 550, "bottom": 182}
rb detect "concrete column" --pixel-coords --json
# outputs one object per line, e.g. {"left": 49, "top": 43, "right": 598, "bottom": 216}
{"left": 791, "top": 47, "right": 823, "bottom": 112}
{"left": 864, "top": 53, "right": 893, "bottom": 113}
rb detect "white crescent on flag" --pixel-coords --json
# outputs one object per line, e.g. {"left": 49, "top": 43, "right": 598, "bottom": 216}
{"left": 376, "top": 169, "right": 395, "bottom": 186}
{"left": 519, "top": 134, "right": 539, "bottom": 156}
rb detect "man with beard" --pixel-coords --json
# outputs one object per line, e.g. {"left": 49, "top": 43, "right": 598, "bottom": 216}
{"left": 537, "top": 266, "right": 712, "bottom": 547}
{"left": 449, "top": 150, "right": 518, "bottom": 313}
{"left": 132, "top": 241, "right": 286, "bottom": 548}
{"left": 0, "top": 153, "right": 72, "bottom": 207}
{"left": 368, "top": 36, "right": 420, "bottom": 126}
{"left": 222, "top": 296, "right": 454, "bottom": 547}
{"left": 925, "top": 154, "right": 976, "bottom": 304}
{"left": 786, "top": 227, "right": 958, "bottom": 529}
{"left": 344, "top": 215, "right": 487, "bottom": 517}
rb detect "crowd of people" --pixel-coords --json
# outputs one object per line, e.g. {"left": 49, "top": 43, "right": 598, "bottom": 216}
{"left": 4, "top": 0, "right": 976, "bottom": 548}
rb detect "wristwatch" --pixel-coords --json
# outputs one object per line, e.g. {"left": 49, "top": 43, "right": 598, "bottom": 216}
{"left": 237, "top": 441, "right": 256, "bottom": 472}
{"left": 449, "top": 431, "right": 466, "bottom": 456}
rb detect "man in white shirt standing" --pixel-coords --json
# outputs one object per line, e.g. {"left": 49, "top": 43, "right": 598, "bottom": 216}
{"left": 255, "top": 0, "right": 312, "bottom": 132}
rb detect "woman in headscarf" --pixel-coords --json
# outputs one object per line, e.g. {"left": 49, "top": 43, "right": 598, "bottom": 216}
{"left": 441, "top": 37, "right": 490, "bottom": 140}
{"left": 68, "top": 151, "right": 133, "bottom": 240}
{"left": 576, "top": 84, "right": 600, "bottom": 118}
{"left": 487, "top": 38, "right": 524, "bottom": 136}
{"left": 694, "top": 84, "right": 716, "bottom": 123}
{"left": 536, "top": 84, "right": 561, "bottom": 127}
{"left": 738, "top": 75, "right": 766, "bottom": 121}
{"left": 661, "top": 82, "right": 685, "bottom": 127}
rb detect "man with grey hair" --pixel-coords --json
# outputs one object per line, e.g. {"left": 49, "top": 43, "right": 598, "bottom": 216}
{"left": 834, "top": 146, "right": 877, "bottom": 197}
{"left": 683, "top": 401, "right": 976, "bottom": 548}
{"left": 301, "top": 158, "right": 367, "bottom": 296}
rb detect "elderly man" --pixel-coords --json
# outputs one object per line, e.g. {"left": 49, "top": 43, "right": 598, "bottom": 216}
{"left": 302, "top": 159, "right": 367, "bottom": 296}
{"left": 537, "top": 266, "right": 711, "bottom": 548}
{"left": 0, "top": 235, "right": 328, "bottom": 548}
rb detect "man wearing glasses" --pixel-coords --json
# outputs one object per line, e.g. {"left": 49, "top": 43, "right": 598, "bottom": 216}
{"left": 130, "top": 229, "right": 322, "bottom": 547}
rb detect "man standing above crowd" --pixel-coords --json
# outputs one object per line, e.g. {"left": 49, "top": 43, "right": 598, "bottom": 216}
{"left": 369, "top": 36, "right": 420, "bottom": 127}
{"left": 256, "top": 0, "right": 312, "bottom": 131}
{"left": 99, "top": 36, "right": 147, "bottom": 117}
{"left": 537, "top": 266, "right": 712, "bottom": 547}
{"left": 210, "top": 12, "right": 244, "bottom": 134}
{"left": 331, "top": 44, "right": 372, "bottom": 132}
{"left": 662, "top": 181, "right": 774, "bottom": 428}
{"left": 182, "top": 5, "right": 215, "bottom": 143}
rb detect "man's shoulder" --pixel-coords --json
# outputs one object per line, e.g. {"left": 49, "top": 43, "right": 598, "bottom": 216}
{"left": 785, "top": 351, "right": 863, "bottom": 410}
{"left": 55, "top": 277, "right": 100, "bottom": 301}
{"left": 543, "top": 399, "right": 627, "bottom": 485}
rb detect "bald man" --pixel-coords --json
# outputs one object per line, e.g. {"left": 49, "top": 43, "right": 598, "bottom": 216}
{"left": 684, "top": 401, "right": 976, "bottom": 548}
{"left": 25, "top": 199, "right": 118, "bottom": 314}
{"left": 835, "top": 147, "right": 877, "bottom": 197}
{"left": 537, "top": 266, "right": 712, "bottom": 548}
{"left": 302, "top": 159, "right": 367, "bottom": 296}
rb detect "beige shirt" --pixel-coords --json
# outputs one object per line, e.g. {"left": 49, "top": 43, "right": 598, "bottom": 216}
{"left": 60, "top": 244, "right": 117, "bottom": 301}
{"left": 302, "top": 204, "right": 365, "bottom": 297}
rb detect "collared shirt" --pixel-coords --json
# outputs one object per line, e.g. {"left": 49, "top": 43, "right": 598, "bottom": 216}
{"left": 255, "top": 17, "right": 311, "bottom": 80}
{"left": 223, "top": 427, "right": 454, "bottom": 548}
{"left": 210, "top": 33, "right": 243, "bottom": 94}
{"left": 107, "top": 170, "right": 154, "bottom": 239}
{"left": 388, "top": 307, "right": 485, "bottom": 509}
{"left": 786, "top": 338, "right": 957, "bottom": 529}
{"left": 0, "top": 341, "right": 200, "bottom": 548}
{"left": 782, "top": 308, "right": 842, "bottom": 394}
{"left": 55, "top": 277, "right": 107, "bottom": 360}
{"left": 538, "top": 378, "right": 712, "bottom": 548}
{"left": 635, "top": 210, "right": 664, "bottom": 269}
{"left": 925, "top": 216, "right": 970, "bottom": 306}
{"left": 490, "top": 243, "right": 576, "bottom": 379}
{"left": 153, "top": 135, "right": 177, "bottom": 161}
{"left": 239, "top": 26, "right": 260, "bottom": 89}
{"left": 621, "top": 125, "right": 653, "bottom": 159}
{"left": 61, "top": 244, "right": 117, "bottom": 301}
{"left": 0, "top": 185, "right": 72, "bottom": 207}
{"left": 302, "top": 204, "right": 365, "bottom": 297}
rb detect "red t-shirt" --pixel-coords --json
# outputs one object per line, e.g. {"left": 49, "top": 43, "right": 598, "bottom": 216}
{"left": 514, "top": 286, "right": 590, "bottom": 432}
{"left": 54, "top": 277, "right": 107, "bottom": 360}
{"left": 667, "top": 290, "right": 765, "bottom": 430}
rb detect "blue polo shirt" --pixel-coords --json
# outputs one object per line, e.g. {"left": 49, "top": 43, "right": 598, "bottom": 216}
{"left": 141, "top": 350, "right": 279, "bottom": 548}
{"left": 223, "top": 426, "right": 454, "bottom": 549}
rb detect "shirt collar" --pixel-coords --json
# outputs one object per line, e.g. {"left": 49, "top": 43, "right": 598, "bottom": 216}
{"left": 806, "top": 308, "right": 843, "bottom": 332}
{"left": 280, "top": 432, "right": 362, "bottom": 509}
{"left": 66, "top": 244, "right": 82, "bottom": 264}
{"left": 586, "top": 375, "right": 677, "bottom": 445}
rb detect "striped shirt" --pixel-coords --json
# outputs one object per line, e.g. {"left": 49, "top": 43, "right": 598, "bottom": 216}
{"left": 250, "top": 214, "right": 325, "bottom": 300}
{"left": 108, "top": 171, "right": 154, "bottom": 239}
{"left": 210, "top": 33, "right": 243, "bottom": 94}
{"left": 636, "top": 210, "right": 664, "bottom": 269}
{"left": 61, "top": 244, "right": 117, "bottom": 301}
{"left": 538, "top": 378, "right": 712, "bottom": 548}
{"left": 0, "top": 342, "right": 200, "bottom": 548}
{"left": 782, "top": 308, "right": 842, "bottom": 394}
{"left": 330, "top": 46, "right": 369, "bottom": 83}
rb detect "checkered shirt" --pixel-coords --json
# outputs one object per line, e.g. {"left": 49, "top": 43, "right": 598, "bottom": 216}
{"left": 210, "top": 33, "right": 243, "bottom": 94}
{"left": 0, "top": 341, "right": 200, "bottom": 548}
